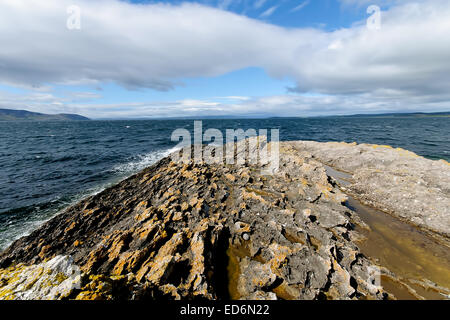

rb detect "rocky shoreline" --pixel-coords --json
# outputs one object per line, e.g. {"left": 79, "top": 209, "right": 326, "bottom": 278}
{"left": 0, "top": 140, "right": 449, "bottom": 300}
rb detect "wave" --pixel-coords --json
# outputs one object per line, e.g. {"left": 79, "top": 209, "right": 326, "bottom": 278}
{"left": 112, "top": 146, "right": 179, "bottom": 175}
{"left": 0, "top": 147, "right": 179, "bottom": 251}
{"left": 0, "top": 186, "right": 104, "bottom": 250}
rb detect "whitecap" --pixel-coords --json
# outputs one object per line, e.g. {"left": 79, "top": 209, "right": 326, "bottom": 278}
{"left": 0, "top": 147, "right": 181, "bottom": 250}
{"left": 112, "top": 147, "right": 179, "bottom": 175}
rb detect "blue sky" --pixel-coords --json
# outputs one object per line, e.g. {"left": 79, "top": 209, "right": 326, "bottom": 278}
{"left": 0, "top": 0, "right": 449, "bottom": 118}
{"left": 129, "top": 0, "right": 374, "bottom": 30}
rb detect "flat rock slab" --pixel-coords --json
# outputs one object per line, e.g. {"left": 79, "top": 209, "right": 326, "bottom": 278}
{"left": 288, "top": 141, "right": 450, "bottom": 238}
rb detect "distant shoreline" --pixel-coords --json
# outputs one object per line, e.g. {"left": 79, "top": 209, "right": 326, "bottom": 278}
{"left": 0, "top": 109, "right": 448, "bottom": 121}
{"left": 92, "top": 111, "right": 450, "bottom": 121}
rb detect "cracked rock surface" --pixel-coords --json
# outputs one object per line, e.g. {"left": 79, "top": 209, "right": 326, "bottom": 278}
{"left": 290, "top": 141, "right": 450, "bottom": 238}
{"left": 0, "top": 141, "right": 400, "bottom": 300}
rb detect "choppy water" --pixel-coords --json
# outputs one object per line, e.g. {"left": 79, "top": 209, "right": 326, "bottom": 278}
{"left": 0, "top": 117, "right": 449, "bottom": 249}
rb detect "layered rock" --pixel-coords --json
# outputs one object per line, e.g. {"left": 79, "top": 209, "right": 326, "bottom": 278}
{"left": 3, "top": 140, "right": 444, "bottom": 300}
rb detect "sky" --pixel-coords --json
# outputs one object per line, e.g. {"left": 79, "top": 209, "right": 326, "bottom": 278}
{"left": 0, "top": 0, "right": 449, "bottom": 119}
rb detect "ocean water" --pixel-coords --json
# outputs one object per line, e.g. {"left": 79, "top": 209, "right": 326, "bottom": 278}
{"left": 0, "top": 117, "right": 449, "bottom": 249}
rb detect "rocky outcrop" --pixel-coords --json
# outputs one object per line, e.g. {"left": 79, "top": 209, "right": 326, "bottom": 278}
{"left": 289, "top": 141, "right": 450, "bottom": 238}
{"left": 3, "top": 139, "right": 446, "bottom": 300}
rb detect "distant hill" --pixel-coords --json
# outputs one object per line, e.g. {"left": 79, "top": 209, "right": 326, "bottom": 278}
{"left": 138, "top": 111, "right": 450, "bottom": 120}
{"left": 334, "top": 111, "right": 450, "bottom": 118}
{"left": 0, "top": 109, "right": 89, "bottom": 121}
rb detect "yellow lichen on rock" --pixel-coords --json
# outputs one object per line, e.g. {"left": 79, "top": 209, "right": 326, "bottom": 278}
{"left": 242, "top": 189, "right": 267, "bottom": 204}
{"left": 0, "top": 256, "right": 81, "bottom": 300}
{"left": 225, "top": 173, "right": 236, "bottom": 182}
{"left": 75, "top": 274, "right": 129, "bottom": 300}
{"left": 371, "top": 144, "right": 393, "bottom": 149}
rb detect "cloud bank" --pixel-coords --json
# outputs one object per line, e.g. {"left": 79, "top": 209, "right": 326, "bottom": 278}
{"left": 0, "top": 0, "right": 449, "bottom": 117}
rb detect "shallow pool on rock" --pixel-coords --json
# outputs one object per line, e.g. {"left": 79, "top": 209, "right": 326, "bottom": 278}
{"left": 325, "top": 165, "right": 450, "bottom": 300}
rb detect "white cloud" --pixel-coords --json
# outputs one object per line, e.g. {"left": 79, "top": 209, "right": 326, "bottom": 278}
{"left": 254, "top": 0, "right": 268, "bottom": 10}
{"left": 259, "top": 5, "right": 278, "bottom": 18}
{"left": 3, "top": 88, "right": 449, "bottom": 119}
{"left": 289, "top": 1, "right": 450, "bottom": 97}
{"left": 291, "top": 0, "right": 310, "bottom": 12}
{"left": 66, "top": 91, "right": 103, "bottom": 100}
{"left": 220, "top": 96, "right": 251, "bottom": 101}
{"left": 0, "top": 0, "right": 449, "bottom": 116}
{"left": 1, "top": 0, "right": 298, "bottom": 90}
{"left": 218, "top": 0, "right": 234, "bottom": 10}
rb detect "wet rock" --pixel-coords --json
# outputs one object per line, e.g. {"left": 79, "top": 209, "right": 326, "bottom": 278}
{"left": 237, "top": 258, "right": 277, "bottom": 298}
{"left": 290, "top": 141, "right": 450, "bottom": 238}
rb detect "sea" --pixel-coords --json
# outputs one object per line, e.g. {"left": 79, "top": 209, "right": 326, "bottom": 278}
{"left": 0, "top": 117, "right": 449, "bottom": 250}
